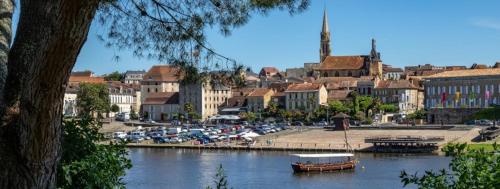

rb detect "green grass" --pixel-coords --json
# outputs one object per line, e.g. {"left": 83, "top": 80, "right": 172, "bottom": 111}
{"left": 466, "top": 144, "right": 497, "bottom": 151}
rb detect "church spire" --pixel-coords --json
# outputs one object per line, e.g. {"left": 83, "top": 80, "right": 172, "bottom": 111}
{"left": 320, "top": 8, "right": 331, "bottom": 62}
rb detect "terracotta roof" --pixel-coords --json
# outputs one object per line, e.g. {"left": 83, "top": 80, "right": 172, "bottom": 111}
{"left": 285, "top": 83, "right": 323, "bottom": 92}
{"left": 471, "top": 64, "right": 488, "bottom": 69}
{"left": 318, "top": 56, "right": 366, "bottom": 70}
{"left": 231, "top": 88, "right": 255, "bottom": 97}
{"left": 248, "top": 88, "right": 273, "bottom": 97}
{"left": 68, "top": 76, "right": 105, "bottom": 83}
{"left": 425, "top": 68, "right": 500, "bottom": 79}
{"left": 107, "top": 81, "right": 140, "bottom": 93}
{"left": 327, "top": 90, "right": 351, "bottom": 101}
{"left": 376, "top": 80, "right": 419, "bottom": 89}
{"left": 260, "top": 67, "right": 279, "bottom": 75}
{"left": 225, "top": 96, "right": 247, "bottom": 107}
{"left": 383, "top": 67, "right": 403, "bottom": 72}
{"left": 245, "top": 75, "right": 260, "bottom": 81}
{"left": 143, "top": 65, "right": 181, "bottom": 82}
{"left": 143, "top": 92, "right": 179, "bottom": 105}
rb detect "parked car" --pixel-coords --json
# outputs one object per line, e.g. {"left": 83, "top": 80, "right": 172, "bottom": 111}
{"left": 316, "top": 121, "right": 328, "bottom": 126}
{"left": 292, "top": 121, "right": 304, "bottom": 126}
{"left": 464, "top": 120, "right": 476, "bottom": 125}
{"left": 478, "top": 119, "right": 494, "bottom": 126}
{"left": 113, "top": 132, "right": 127, "bottom": 139}
{"left": 153, "top": 136, "right": 170, "bottom": 143}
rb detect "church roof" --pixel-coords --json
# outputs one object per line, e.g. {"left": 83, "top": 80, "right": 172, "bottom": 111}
{"left": 318, "top": 56, "right": 366, "bottom": 70}
{"left": 322, "top": 8, "right": 329, "bottom": 33}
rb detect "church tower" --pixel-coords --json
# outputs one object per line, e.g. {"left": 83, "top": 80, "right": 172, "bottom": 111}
{"left": 319, "top": 9, "right": 331, "bottom": 63}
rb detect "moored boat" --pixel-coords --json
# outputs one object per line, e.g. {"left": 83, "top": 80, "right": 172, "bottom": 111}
{"left": 290, "top": 153, "right": 356, "bottom": 173}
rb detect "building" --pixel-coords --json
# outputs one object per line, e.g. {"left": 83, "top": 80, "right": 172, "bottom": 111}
{"left": 259, "top": 67, "right": 280, "bottom": 78}
{"left": 108, "top": 81, "right": 141, "bottom": 115}
{"left": 314, "top": 10, "right": 383, "bottom": 79}
{"left": 142, "top": 92, "right": 180, "bottom": 121}
{"left": 423, "top": 68, "right": 500, "bottom": 124}
{"left": 179, "top": 81, "right": 232, "bottom": 120}
{"left": 124, "top": 70, "right": 146, "bottom": 84}
{"left": 285, "top": 83, "right": 328, "bottom": 111}
{"left": 141, "top": 65, "right": 181, "bottom": 102}
{"left": 374, "top": 80, "right": 423, "bottom": 114}
{"left": 63, "top": 72, "right": 105, "bottom": 117}
{"left": 247, "top": 88, "right": 275, "bottom": 112}
{"left": 383, "top": 65, "right": 404, "bottom": 80}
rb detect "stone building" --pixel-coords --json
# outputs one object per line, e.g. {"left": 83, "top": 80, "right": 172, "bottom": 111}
{"left": 374, "top": 80, "right": 423, "bottom": 114}
{"left": 124, "top": 70, "right": 146, "bottom": 84}
{"left": 259, "top": 67, "right": 280, "bottom": 78}
{"left": 383, "top": 65, "right": 404, "bottom": 80}
{"left": 179, "top": 80, "right": 232, "bottom": 120}
{"left": 247, "top": 88, "right": 275, "bottom": 112}
{"left": 63, "top": 72, "right": 105, "bottom": 117}
{"left": 108, "top": 81, "right": 141, "bottom": 115}
{"left": 423, "top": 68, "right": 500, "bottom": 124}
{"left": 140, "top": 65, "right": 181, "bottom": 103}
{"left": 142, "top": 92, "right": 179, "bottom": 121}
{"left": 285, "top": 83, "right": 328, "bottom": 111}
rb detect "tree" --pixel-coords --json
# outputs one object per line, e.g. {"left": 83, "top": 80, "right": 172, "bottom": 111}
{"left": 206, "top": 164, "right": 231, "bottom": 189}
{"left": 104, "top": 71, "right": 123, "bottom": 81}
{"left": 184, "top": 102, "right": 194, "bottom": 113}
{"left": 58, "top": 118, "right": 131, "bottom": 188}
{"left": 76, "top": 83, "right": 111, "bottom": 118}
{"left": 471, "top": 104, "right": 500, "bottom": 121}
{"left": 0, "top": 0, "right": 309, "bottom": 187}
{"left": 239, "top": 112, "right": 256, "bottom": 122}
{"left": 400, "top": 143, "right": 500, "bottom": 189}
{"left": 110, "top": 104, "right": 120, "bottom": 113}
{"left": 379, "top": 104, "right": 399, "bottom": 113}
{"left": 130, "top": 109, "right": 139, "bottom": 120}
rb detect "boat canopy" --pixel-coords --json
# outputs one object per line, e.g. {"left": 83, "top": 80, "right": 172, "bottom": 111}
{"left": 290, "top": 153, "right": 354, "bottom": 158}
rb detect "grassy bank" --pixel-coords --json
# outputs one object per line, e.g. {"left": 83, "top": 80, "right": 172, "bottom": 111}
{"left": 467, "top": 143, "right": 497, "bottom": 151}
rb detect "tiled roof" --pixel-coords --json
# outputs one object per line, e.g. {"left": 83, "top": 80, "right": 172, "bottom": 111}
{"left": 68, "top": 76, "right": 105, "bottom": 83}
{"left": 327, "top": 90, "right": 351, "bottom": 101}
{"left": 125, "top": 70, "right": 146, "bottom": 75}
{"left": 260, "top": 67, "right": 279, "bottom": 74}
{"left": 143, "top": 92, "right": 179, "bottom": 105}
{"left": 383, "top": 67, "right": 404, "bottom": 72}
{"left": 286, "top": 83, "right": 323, "bottom": 92}
{"left": 232, "top": 88, "right": 255, "bottom": 97}
{"left": 272, "top": 92, "right": 286, "bottom": 97}
{"left": 225, "top": 96, "right": 247, "bottom": 107}
{"left": 107, "top": 81, "right": 140, "bottom": 93}
{"left": 318, "top": 56, "right": 366, "bottom": 70}
{"left": 471, "top": 64, "right": 488, "bottom": 69}
{"left": 248, "top": 88, "right": 273, "bottom": 97}
{"left": 376, "top": 80, "right": 419, "bottom": 89}
{"left": 143, "top": 65, "right": 181, "bottom": 82}
{"left": 425, "top": 68, "right": 500, "bottom": 79}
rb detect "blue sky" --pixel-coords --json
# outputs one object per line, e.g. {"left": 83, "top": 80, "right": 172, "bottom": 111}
{"left": 70, "top": 0, "right": 500, "bottom": 75}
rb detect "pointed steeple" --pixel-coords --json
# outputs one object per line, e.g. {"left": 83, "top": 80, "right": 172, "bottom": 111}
{"left": 320, "top": 8, "right": 331, "bottom": 62}
{"left": 322, "top": 8, "right": 329, "bottom": 33}
{"left": 370, "top": 38, "right": 380, "bottom": 61}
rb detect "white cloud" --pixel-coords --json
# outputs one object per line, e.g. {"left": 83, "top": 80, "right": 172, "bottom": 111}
{"left": 471, "top": 18, "right": 500, "bottom": 31}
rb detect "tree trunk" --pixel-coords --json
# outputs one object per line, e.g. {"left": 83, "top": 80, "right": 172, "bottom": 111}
{"left": 0, "top": 0, "right": 14, "bottom": 102}
{"left": 0, "top": 0, "right": 99, "bottom": 188}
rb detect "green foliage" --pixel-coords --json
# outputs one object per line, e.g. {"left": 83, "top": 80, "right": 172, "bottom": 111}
{"left": 357, "top": 96, "right": 373, "bottom": 115}
{"left": 206, "top": 164, "right": 231, "bottom": 189}
{"left": 130, "top": 109, "right": 139, "bottom": 120}
{"left": 188, "top": 112, "right": 202, "bottom": 120}
{"left": 328, "top": 100, "right": 350, "bottom": 115}
{"left": 240, "top": 112, "right": 257, "bottom": 122}
{"left": 77, "top": 83, "right": 110, "bottom": 117}
{"left": 408, "top": 109, "right": 426, "bottom": 120}
{"left": 104, "top": 71, "right": 123, "bottom": 81}
{"left": 58, "top": 118, "right": 131, "bottom": 189}
{"left": 110, "top": 104, "right": 120, "bottom": 113}
{"left": 184, "top": 103, "right": 194, "bottom": 113}
{"left": 400, "top": 143, "right": 500, "bottom": 189}
{"left": 379, "top": 104, "right": 398, "bottom": 113}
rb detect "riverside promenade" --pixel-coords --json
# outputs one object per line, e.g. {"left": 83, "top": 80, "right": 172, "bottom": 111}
{"left": 122, "top": 126, "right": 480, "bottom": 153}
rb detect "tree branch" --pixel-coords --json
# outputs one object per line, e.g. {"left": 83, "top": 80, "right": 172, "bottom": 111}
{"left": 0, "top": 0, "right": 14, "bottom": 108}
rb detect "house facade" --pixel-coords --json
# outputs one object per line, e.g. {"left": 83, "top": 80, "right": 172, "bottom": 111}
{"left": 285, "top": 83, "right": 328, "bottom": 111}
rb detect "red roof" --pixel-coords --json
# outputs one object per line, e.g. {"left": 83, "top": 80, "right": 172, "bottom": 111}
{"left": 318, "top": 56, "right": 366, "bottom": 70}
{"left": 376, "top": 80, "right": 419, "bottom": 89}
{"left": 143, "top": 65, "right": 181, "bottom": 82}
{"left": 248, "top": 88, "right": 273, "bottom": 97}
{"left": 68, "top": 76, "right": 105, "bottom": 84}
{"left": 286, "top": 83, "right": 323, "bottom": 92}
{"left": 143, "top": 92, "right": 179, "bottom": 105}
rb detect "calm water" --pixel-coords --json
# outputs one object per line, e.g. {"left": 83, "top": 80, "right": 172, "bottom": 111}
{"left": 124, "top": 148, "right": 450, "bottom": 189}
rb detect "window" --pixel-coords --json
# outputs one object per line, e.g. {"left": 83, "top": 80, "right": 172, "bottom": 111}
{"left": 347, "top": 71, "right": 352, "bottom": 77}
{"left": 147, "top": 88, "right": 150, "bottom": 93}
{"left": 323, "top": 72, "right": 328, "bottom": 77}
{"left": 335, "top": 71, "right": 339, "bottom": 77}
{"left": 155, "top": 88, "right": 158, "bottom": 93}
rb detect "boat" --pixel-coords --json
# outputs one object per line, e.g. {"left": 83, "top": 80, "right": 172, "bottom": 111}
{"left": 290, "top": 113, "right": 356, "bottom": 173}
{"left": 290, "top": 153, "right": 355, "bottom": 173}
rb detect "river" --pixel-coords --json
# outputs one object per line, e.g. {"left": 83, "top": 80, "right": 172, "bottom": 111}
{"left": 123, "top": 148, "right": 450, "bottom": 189}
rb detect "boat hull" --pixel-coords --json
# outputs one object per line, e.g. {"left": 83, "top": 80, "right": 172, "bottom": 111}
{"left": 291, "top": 160, "right": 356, "bottom": 173}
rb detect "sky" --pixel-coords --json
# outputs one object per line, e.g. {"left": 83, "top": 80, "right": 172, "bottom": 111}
{"left": 68, "top": 0, "right": 500, "bottom": 75}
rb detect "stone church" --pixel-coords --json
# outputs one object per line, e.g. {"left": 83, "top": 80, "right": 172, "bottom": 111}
{"left": 314, "top": 9, "right": 383, "bottom": 79}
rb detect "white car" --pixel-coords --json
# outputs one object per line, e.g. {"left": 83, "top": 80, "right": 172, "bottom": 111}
{"left": 113, "top": 132, "right": 127, "bottom": 139}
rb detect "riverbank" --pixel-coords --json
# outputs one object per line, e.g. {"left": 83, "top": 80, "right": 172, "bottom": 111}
{"left": 120, "top": 128, "right": 480, "bottom": 153}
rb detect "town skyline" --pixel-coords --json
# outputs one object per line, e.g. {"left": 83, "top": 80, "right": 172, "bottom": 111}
{"left": 68, "top": 0, "right": 500, "bottom": 75}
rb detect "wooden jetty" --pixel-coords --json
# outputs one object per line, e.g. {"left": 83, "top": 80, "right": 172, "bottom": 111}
{"left": 479, "top": 126, "right": 500, "bottom": 141}
{"left": 364, "top": 135, "right": 445, "bottom": 153}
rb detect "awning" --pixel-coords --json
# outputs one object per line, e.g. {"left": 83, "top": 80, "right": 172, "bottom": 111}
{"left": 290, "top": 153, "right": 354, "bottom": 158}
